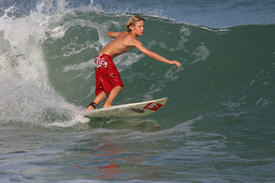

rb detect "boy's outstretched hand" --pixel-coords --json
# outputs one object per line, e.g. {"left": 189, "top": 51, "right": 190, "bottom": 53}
{"left": 170, "top": 60, "right": 181, "bottom": 68}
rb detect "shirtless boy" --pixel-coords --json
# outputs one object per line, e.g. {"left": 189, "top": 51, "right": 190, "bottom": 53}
{"left": 87, "top": 16, "right": 181, "bottom": 111}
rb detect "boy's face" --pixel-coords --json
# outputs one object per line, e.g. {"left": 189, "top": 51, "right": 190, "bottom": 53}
{"left": 131, "top": 21, "right": 144, "bottom": 36}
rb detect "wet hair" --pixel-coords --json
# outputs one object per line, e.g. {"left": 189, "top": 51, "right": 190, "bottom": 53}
{"left": 125, "top": 16, "right": 145, "bottom": 31}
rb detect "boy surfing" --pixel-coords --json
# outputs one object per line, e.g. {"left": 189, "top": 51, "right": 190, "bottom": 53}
{"left": 87, "top": 16, "right": 181, "bottom": 111}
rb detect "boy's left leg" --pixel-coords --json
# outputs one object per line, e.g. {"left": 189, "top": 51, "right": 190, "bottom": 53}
{"left": 104, "top": 86, "right": 123, "bottom": 108}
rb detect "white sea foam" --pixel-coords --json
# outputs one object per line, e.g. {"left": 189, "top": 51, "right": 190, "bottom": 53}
{"left": 0, "top": 0, "right": 87, "bottom": 126}
{"left": 191, "top": 42, "right": 210, "bottom": 64}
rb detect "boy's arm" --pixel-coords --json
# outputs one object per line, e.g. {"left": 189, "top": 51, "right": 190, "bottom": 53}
{"left": 107, "top": 31, "right": 127, "bottom": 38}
{"left": 134, "top": 40, "right": 181, "bottom": 68}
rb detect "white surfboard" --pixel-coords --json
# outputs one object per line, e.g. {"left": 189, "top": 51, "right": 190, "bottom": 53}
{"left": 84, "top": 97, "right": 167, "bottom": 118}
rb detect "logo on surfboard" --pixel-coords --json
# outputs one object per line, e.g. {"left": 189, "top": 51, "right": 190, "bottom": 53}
{"left": 144, "top": 103, "right": 163, "bottom": 111}
{"left": 130, "top": 103, "right": 163, "bottom": 113}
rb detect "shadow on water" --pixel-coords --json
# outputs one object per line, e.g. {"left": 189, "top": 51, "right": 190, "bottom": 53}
{"left": 88, "top": 117, "right": 162, "bottom": 132}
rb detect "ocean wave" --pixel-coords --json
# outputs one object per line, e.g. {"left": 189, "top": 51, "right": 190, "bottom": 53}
{"left": 0, "top": 1, "right": 274, "bottom": 129}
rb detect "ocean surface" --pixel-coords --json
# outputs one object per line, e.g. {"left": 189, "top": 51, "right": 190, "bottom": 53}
{"left": 1, "top": 0, "right": 275, "bottom": 182}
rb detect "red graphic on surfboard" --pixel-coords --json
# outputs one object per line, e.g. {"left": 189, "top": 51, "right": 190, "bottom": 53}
{"left": 144, "top": 103, "right": 163, "bottom": 111}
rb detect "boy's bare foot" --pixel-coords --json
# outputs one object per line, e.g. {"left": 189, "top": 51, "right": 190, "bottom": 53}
{"left": 103, "top": 103, "right": 112, "bottom": 108}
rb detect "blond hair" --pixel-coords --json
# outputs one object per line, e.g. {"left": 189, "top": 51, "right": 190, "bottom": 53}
{"left": 125, "top": 16, "right": 145, "bottom": 31}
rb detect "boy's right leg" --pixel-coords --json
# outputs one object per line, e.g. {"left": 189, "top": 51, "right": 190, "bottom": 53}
{"left": 87, "top": 91, "right": 106, "bottom": 111}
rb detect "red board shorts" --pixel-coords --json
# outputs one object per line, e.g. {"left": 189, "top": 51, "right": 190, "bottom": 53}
{"left": 94, "top": 53, "right": 123, "bottom": 96}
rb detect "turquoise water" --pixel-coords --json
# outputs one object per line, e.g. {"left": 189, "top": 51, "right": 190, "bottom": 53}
{"left": 0, "top": 0, "right": 275, "bottom": 182}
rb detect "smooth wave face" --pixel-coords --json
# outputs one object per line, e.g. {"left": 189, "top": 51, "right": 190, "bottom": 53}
{"left": 90, "top": 0, "right": 275, "bottom": 27}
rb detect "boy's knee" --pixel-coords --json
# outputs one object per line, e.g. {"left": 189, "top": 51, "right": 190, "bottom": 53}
{"left": 114, "top": 85, "right": 123, "bottom": 91}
